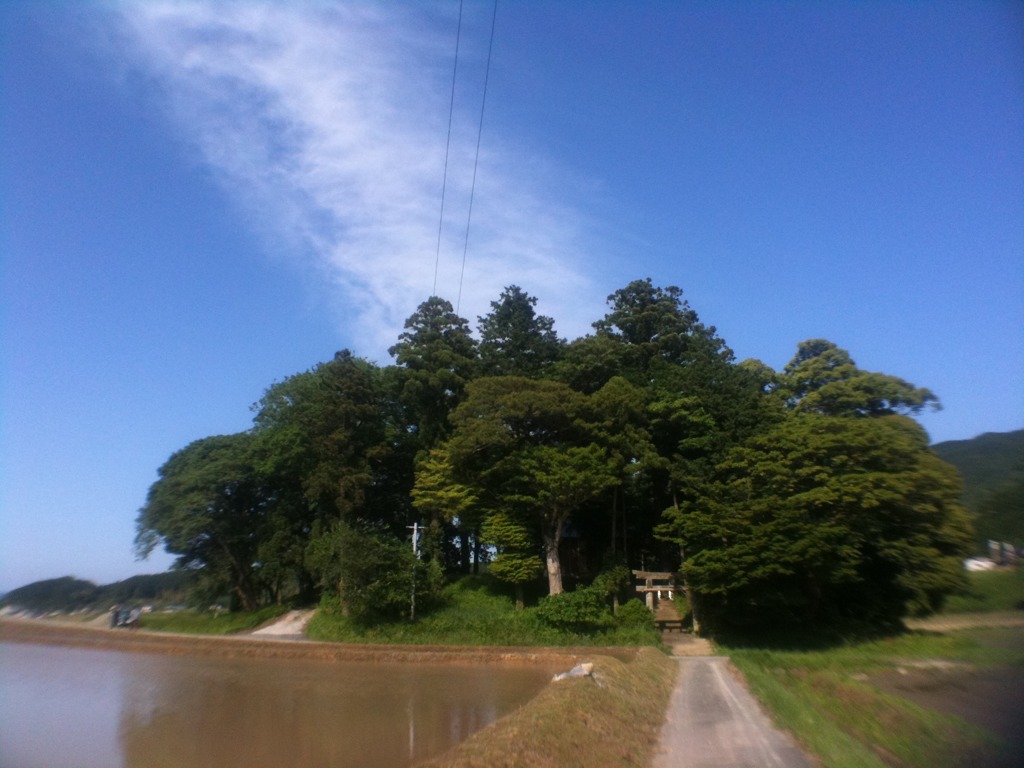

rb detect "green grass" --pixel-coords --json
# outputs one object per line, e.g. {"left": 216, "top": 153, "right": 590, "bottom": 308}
{"left": 724, "top": 630, "right": 1020, "bottom": 768}
{"left": 138, "top": 604, "right": 289, "bottom": 635}
{"left": 306, "top": 575, "right": 662, "bottom": 647}
{"left": 943, "top": 568, "right": 1024, "bottom": 613}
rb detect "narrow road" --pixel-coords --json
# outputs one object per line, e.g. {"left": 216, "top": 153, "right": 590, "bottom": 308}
{"left": 652, "top": 656, "right": 811, "bottom": 768}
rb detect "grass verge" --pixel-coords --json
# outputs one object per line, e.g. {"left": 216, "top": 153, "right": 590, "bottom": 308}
{"left": 307, "top": 576, "right": 661, "bottom": 647}
{"left": 416, "top": 647, "right": 675, "bottom": 768}
{"left": 138, "top": 604, "right": 289, "bottom": 635}
{"left": 943, "top": 568, "right": 1024, "bottom": 613}
{"left": 725, "top": 630, "right": 1020, "bottom": 768}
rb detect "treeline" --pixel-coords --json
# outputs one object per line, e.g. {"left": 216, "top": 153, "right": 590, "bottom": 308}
{"left": 1, "top": 573, "right": 189, "bottom": 613}
{"left": 136, "top": 279, "right": 973, "bottom": 633}
{"left": 933, "top": 429, "right": 1024, "bottom": 550}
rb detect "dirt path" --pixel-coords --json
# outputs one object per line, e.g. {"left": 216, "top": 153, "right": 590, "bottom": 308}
{"left": 903, "top": 611, "right": 1024, "bottom": 632}
{"left": 250, "top": 609, "right": 314, "bottom": 638}
{"left": 652, "top": 656, "right": 812, "bottom": 768}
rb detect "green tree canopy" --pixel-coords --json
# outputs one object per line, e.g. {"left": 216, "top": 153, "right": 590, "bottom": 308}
{"left": 389, "top": 297, "right": 477, "bottom": 449}
{"left": 660, "top": 414, "right": 973, "bottom": 631}
{"left": 781, "top": 339, "right": 940, "bottom": 417}
{"left": 253, "top": 350, "right": 396, "bottom": 522}
{"left": 135, "top": 432, "right": 267, "bottom": 610}
{"left": 446, "top": 377, "right": 617, "bottom": 595}
{"left": 478, "top": 285, "right": 563, "bottom": 377}
{"left": 593, "top": 278, "right": 732, "bottom": 372}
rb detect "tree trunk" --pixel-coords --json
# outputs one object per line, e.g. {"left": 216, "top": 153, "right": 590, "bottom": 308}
{"left": 217, "top": 537, "right": 258, "bottom": 612}
{"left": 515, "top": 584, "right": 525, "bottom": 612}
{"left": 683, "top": 577, "right": 700, "bottom": 635}
{"left": 672, "top": 496, "right": 702, "bottom": 635}
{"left": 542, "top": 530, "right": 563, "bottom": 595}
{"left": 473, "top": 526, "right": 482, "bottom": 575}
{"left": 459, "top": 529, "right": 471, "bottom": 574}
{"left": 233, "top": 584, "right": 258, "bottom": 612}
{"left": 338, "top": 577, "right": 350, "bottom": 618}
{"left": 610, "top": 488, "right": 618, "bottom": 559}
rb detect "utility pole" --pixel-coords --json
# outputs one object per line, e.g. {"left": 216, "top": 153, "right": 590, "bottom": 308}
{"left": 408, "top": 522, "right": 420, "bottom": 621}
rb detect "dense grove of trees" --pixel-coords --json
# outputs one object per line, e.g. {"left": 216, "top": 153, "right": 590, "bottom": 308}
{"left": 135, "top": 279, "right": 973, "bottom": 633}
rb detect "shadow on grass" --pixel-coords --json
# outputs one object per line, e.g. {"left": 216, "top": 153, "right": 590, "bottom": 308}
{"left": 710, "top": 617, "right": 910, "bottom": 652}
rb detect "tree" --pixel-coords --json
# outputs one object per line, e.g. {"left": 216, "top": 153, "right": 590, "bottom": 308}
{"left": 252, "top": 351, "right": 413, "bottom": 607}
{"left": 582, "top": 280, "right": 779, "bottom": 574}
{"left": 253, "top": 350, "right": 392, "bottom": 522}
{"left": 554, "top": 333, "right": 632, "bottom": 394}
{"left": 135, "top": 433, "right": 267, "bottom": 611}
{"left": 446, "top": 377, "right": 617, "bottom": 595}
{"left": 305, "top": 519, "right": 437, "bottom": 623}
{"left": 660, "top": 414, "right": 973, "bottom": 631}
{"left": 481, "top": 511, "right": 543, "bottom": 610}
{"left": 389, "top": 297, "right": 477, "bottom": 449}
{"left": 780, "top": 339, "right": 939, "bottom": 417}
{"left": 593, "top": 278, "right": 732, "bottom": 373}
{"left": 411, "top": 447, "right": 480, "bottom": 573}
{"left": 587, "top": 376, "right": 660, "bottom": 564}
{"left": 478, "top": 285, "right": 563, "bottom": 377}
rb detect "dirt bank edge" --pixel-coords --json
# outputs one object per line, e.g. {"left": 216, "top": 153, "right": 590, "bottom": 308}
{"left": 416, "top": 646, "right": 676, "bottom": 768}
{"left": 0, "top": 616, "right": 636, "bottom": 667}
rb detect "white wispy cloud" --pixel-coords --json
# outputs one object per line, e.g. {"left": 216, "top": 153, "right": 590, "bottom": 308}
{"left": 103, "top": 0, "right": 605, "bottom": 357}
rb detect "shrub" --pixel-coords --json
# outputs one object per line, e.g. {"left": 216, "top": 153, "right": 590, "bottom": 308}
{"left": 616, "top": 598, "right": 655, "bottom": 630}
{"left": 536, "top": 586, "right": 614, "bottom": 631}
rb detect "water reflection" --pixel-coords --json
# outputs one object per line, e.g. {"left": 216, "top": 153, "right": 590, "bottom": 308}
{"left": 0, "top": 642, "right": 552, "bottom": 768}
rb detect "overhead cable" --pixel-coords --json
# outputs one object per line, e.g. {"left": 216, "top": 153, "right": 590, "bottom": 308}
{"left": 433, "top": 0, "right": 464, "bottom": 298}
{"left": 456, "top": 0, "right": 498, "bottom": 315}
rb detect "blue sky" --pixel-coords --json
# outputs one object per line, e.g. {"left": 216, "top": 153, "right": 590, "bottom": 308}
{"left": 2, "top": 1, "right": 1022, "bottom": 592}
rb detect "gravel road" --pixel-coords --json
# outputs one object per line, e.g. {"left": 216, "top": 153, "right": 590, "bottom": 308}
{"left": 652, "top": 656, "right": 811, "bottom": 768}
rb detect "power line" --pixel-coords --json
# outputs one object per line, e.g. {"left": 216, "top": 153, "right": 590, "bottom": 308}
{"left": 456, "top": 0, "right": 497, "bottom": 315}
{"left": 433, "top": 0, "right": 464, "bottom": 298}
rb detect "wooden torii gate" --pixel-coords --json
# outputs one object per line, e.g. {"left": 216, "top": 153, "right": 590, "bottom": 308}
{"left": 633, "top": 570, "right": 687, "bottom": 633}
{"left": 631, "top": 570, "right": 674, "bottom": 611}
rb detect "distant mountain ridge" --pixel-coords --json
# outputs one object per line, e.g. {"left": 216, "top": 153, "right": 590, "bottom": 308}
{"left": 0, "top": 572, "right": 188, "bottom": 614}
{"left": 933, "top": 428, "right": 1024, "bottom": 550}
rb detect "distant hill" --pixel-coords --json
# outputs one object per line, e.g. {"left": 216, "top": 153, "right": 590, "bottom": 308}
{"left": 1, "top": 572, "right": 189, "bottom": 614}
{"left": 933, "top": 429, "right": 1024, "bottom": 551}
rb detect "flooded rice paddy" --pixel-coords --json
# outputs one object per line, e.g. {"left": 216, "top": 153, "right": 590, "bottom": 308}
{"left": 0, "top": 640, "right": 555, "bottom": 767}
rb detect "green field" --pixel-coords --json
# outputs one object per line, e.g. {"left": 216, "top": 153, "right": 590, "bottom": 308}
{"left": 724, "top": 570, "right": 1024, "bottom": 768}
{"left": 943, "top": 568, "right": 1024, "bottom": 613}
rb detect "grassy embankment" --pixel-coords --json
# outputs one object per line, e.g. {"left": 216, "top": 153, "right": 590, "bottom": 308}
{"left": 723, "top": 569, "right": 1024, "bottom": 768}
{"left": 941, "top": 567, "right": 1024, "bottom": 613}
{"left": 420, "top": 647, "right": 675, "bottom": 768}
{"left": 138, "top": 604, "right": 289, "bottom": 635}
{"left": 307, "top": 575, "right": 662, "bottom": 647}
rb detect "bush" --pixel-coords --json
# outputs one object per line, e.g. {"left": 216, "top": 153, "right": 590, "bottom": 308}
{"left": 536, "top": 586, "right": 614, "bottom": 631}
{"left": 307, "top": 521, "right": 444, "bottom": 624}
{"left": 616, "top": 598, "right": 655, "bottom": 630}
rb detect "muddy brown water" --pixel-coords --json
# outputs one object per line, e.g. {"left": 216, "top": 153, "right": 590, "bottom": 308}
{"left": 0, "top": 640, "right": 559, "bottom": 767}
